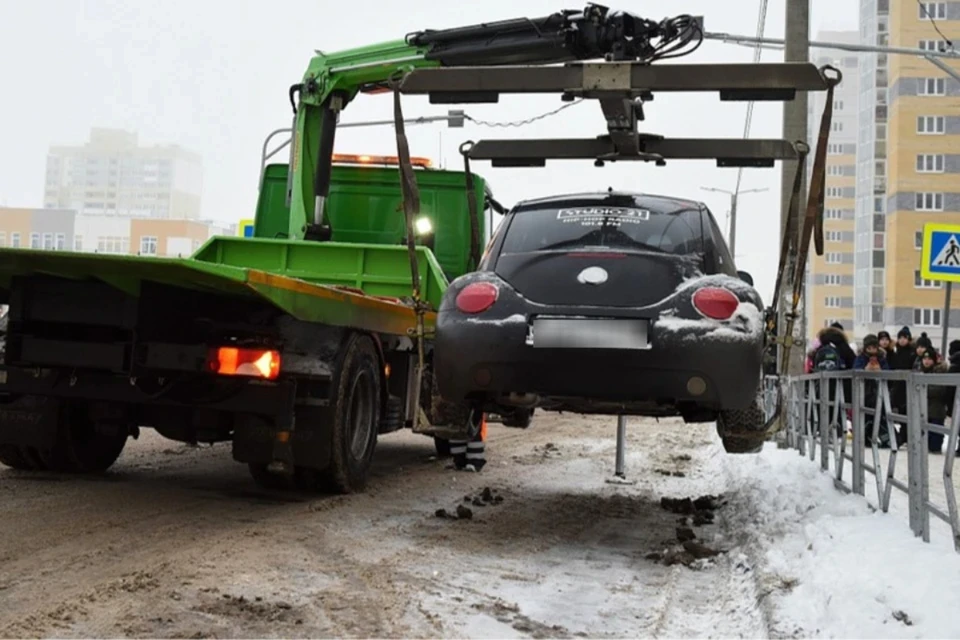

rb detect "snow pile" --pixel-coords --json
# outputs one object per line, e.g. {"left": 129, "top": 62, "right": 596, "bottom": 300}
{"left": 722, "top": 445, "right": 960, "bottom": 638}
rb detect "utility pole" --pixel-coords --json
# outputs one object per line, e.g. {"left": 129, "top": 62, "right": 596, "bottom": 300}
{"left": 779, "top": 0, "right": 809, "bottom": 376}
{"left": 700, "top": 186, "right": 769, "bottom": 257}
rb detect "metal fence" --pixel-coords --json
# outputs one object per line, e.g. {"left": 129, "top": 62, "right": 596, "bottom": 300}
{"left": 763, "top": 371, "right": 960, "bottom": 552}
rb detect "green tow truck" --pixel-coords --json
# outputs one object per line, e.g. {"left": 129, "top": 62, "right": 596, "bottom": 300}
{"left": 0, "top": 5, "right": 838, "bottom": 490}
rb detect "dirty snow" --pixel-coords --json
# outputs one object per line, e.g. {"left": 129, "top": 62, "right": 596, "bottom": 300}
{"left": 656, "top": 300, "right": 764, "bottom": 342}
{"left": 1, "top": 414, "right": 958, "bottom": 638}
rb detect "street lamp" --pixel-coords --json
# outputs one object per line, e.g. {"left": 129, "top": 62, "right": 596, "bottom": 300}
{"left": 699, "top": 186, "right": 769, "bottom": 257}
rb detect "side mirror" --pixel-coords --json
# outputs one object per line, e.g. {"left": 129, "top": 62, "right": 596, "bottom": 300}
{"left": 737, "top": 270, "right": 754, "bottom": 286}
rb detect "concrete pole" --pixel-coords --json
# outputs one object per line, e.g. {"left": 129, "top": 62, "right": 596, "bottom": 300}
{"left": 778, "top": 0, "right": 810, "bottom": 376}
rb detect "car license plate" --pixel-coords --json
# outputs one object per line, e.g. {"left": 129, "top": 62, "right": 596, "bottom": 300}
{"left": 528, "top": 317, "right": 650, "bottom": 350}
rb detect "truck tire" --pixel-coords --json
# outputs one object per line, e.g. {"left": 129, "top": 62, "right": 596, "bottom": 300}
{"left": 42, "top": 404, "right": 129, "bottom": 473}
{"left": 299, "top": 334, "right": 381, "bottom": 494}
{"left": 0, "top": 444, "right": 42, "bottom": 471}
{"left": 502, "top": 407, "right": 533, "bottom": 429}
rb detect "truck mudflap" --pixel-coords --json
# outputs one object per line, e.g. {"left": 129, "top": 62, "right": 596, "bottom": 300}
{"left": 0, "top": 394, "right": 60, "bottom": 450}
{"left": 0, "top": 247, "right": 435, "bottom": 337}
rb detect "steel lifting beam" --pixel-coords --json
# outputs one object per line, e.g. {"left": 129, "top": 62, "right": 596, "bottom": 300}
{"left": 466, "top": 137, "right": 805, "bottom": 168}
{"left": 398, "top": 62, "right": 833, "bottom": 103}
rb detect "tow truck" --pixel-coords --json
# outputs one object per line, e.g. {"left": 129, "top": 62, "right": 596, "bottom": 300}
{"left": 0, "top": 5, "right": 838, "bottom": 490}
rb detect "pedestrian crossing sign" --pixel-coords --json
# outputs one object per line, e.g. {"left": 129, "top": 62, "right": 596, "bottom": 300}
{"left": 921, "top": 223, "right": 960, "bottom": 282}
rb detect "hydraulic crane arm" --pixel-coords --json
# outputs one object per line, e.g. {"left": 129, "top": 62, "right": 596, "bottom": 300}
{"left": 286, "top": 4, "right": 704, "bottom": 241}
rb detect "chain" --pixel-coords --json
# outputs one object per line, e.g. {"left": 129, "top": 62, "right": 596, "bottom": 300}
{"left": 464, "top": 99, "right": 585, "bottom": 128}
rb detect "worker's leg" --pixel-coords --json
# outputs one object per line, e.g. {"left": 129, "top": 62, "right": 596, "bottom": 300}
{"left": 448, "top": 439, "right": 468, "bottom": 469}
{"left": 465, "top": 431, "right": 486, "bottom": 471}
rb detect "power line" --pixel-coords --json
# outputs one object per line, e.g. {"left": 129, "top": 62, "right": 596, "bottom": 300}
{"left": 464, "top": 99, "right": 585, "bottom": 128}
{"left": 734, "top": 0, "right": 770, "bottom": 197}
{"left": 916, "top": 0, "right": 955, "bottom": 51}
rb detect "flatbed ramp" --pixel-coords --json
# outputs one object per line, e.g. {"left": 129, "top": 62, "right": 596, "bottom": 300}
{"left": 0, "top": 237, "right": 445, "bottom": 336}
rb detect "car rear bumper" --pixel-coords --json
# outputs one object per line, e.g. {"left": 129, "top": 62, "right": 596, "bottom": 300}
{"left": 434, "top": 309, "right": 763, "bottom": 411}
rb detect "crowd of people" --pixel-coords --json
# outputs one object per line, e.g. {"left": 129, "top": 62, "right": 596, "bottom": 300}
{"left": 806, "top": 322, "right": 960, "bottom": 455}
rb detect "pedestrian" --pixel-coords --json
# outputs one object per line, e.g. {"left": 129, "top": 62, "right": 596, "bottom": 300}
{"left": 914, "top": 332, "right": 934, "bottom": 369}
{"left": 446, "top": 415, "right": 487, "bottom": 472}
{"left": 918, "top": 348, "right": 950, "bottom": 454}
{"left": 887, "top": 326, "right": 915, "bottom": 423}
{"left": 944, "top": 341, "right": 960, "bottom": 456}
{"left": 878, "top": 330, "right": 892, "bottom": 354}
{"left": 854, "top": 334, "right": 892, "bottom": 447}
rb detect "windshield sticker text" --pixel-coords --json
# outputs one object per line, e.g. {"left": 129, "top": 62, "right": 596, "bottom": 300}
{"left": 557, "top": 207, "right": 650, "bottom": 227}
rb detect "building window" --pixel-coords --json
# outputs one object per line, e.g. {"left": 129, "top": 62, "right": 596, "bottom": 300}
{"left": 825, "top": 296, "right": 842, "bottom": 308}
{"left": 919, "top": 78, "right": 946, "bottom": 96}
{"left": 915, "top": 270, "right": 942, "bottom": 289}
{"left": 140, "top": 236, "right": 158, "bottom": 256}
{"left": 42, "top": 233, "right": 53, "bottom": 250}
{"left": 919, "top": 2, "right": 947, "bottom": 19}
{"left": 55, "top": 233, "right": 65, "bottom": 251}
{"left": 826, "top": 186, "right": 844, "bottom": 198}
{"left": 825, "top": 209, "right": 843, "bottom": 220}
{"left": 30, "top": 233, "right": 40, "bottom": 249}
{"left": 826, "top": 252, "right": 842, "bottom": 264}
{"left": 96, "top": 236, "right": 129, "bottom": 254}
{"left": 914, "top": 308, "right": 942, "bottom": 327}
{"left": 12, "top": 233, "right": 20, "bottom": 248}
{"left": 916, "top": 192, "right": 944, "bottom": 211}
{"left": 917, "top": 116, "right": 945, "bottom": 134}
{"left": 828, "top": 143, "right": 844, "bottom": 155}
{"left": 916, "top": 231, "right": 924, "bottom": 249}
{"left": 919, "top": 39, "right": 948, "bottom": 52}
{"left": 827, "top": 165, "right": 844, "bottom": 176}
{"left": 917, "top": 154, "right": 945, "bottom": 173}
{"left": 826, "top": 230, "right": 843, "bottom": 242}
{"left": 831, "top": 121, "right": 844, "bottom": 132}
{"left": 824, "top": 274, "right": 842, "bottom": 286}
{"left": 833, "top": 99, "right": 844, "bottom": 110}
{"left": 74, "top": 236, "right": 82, "bottom": 251}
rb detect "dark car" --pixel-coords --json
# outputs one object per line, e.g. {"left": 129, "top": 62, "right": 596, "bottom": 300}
{"left": 433, "top": 191, "right": 768, "bottom": 452}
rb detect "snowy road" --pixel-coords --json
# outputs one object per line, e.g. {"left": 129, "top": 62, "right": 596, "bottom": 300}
{"left": 1, "top": 413, "right": 959, "bottom": 638}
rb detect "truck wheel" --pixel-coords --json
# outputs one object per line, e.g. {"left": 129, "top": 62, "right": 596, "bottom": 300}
{"left": 716, "top": 397, "right": 766, "bottom": 455}
{"left": 301, "top": 334, "right": 381, "bottom": 494}
{"left": 43, "top": 404, "right": 129, "bottom": 473}
{"left": 0, "top": 444, "right": 42, "bottom": 470}
{"left": 720, "top": 435, "right": 764, "bottom": 454}
{"left": 502, "top": 408, "right": 533, "bottom": 429}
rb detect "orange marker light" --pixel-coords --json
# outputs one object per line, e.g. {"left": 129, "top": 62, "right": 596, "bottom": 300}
{"left": 331, "top": 153, "right": 432, "bottom": 168}
{"left": 209, "top": 347, "right": 281, "bottom": 380}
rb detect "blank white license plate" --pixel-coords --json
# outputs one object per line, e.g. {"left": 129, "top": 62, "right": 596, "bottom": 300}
{"left": 529, "top": 317, "right": 650, "bottom": 350}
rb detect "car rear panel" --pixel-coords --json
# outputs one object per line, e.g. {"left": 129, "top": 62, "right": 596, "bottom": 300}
{"left": 493, "top": 251, "right": 699, "bottom": 307}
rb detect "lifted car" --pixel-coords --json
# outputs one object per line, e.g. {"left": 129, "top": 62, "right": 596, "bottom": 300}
{"left": 434, "top": 191, "right": 767, "bottom": 451}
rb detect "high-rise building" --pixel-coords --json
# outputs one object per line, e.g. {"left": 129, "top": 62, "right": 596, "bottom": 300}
{"left": 854, "top": 1, "right": 960, "bottom": 340}
{"left": 43, "top": 128, "right": 203, "bottom": 220}
{"left": 806, "top": 31, "right": 861, "bottom": 336}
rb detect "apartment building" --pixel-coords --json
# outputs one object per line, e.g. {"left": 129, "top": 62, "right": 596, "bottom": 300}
{"left": 43, "top": 128, "right": 203, "bottom": 220}
{"left": 806, "top": 31, "right": 861, "bottom": 336}
{"left": 848, "top": 0, "right": 960, "bottom": 339}
{"left": 0, "top": 207, "right": 234, "bottom": 257}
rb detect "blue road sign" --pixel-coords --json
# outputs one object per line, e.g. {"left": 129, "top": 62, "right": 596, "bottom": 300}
{"left": 921, "top": 223, "right": 960, "bottom": 283}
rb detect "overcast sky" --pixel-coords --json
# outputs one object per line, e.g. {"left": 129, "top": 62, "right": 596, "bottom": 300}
{"left": 0, "top": 0, "right": 858, "bottom": 302}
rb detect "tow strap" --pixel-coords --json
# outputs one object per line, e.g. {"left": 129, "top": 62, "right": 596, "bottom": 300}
{"left": 727, "top": 64, "right": 842, "bottom": 439}
{"left": 389, "top": 72, "right": 429, "bottom": 432}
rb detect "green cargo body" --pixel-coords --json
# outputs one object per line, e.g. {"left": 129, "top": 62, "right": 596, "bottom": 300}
{"left": 0, "top": 239, "right": 446, "bottom": 336}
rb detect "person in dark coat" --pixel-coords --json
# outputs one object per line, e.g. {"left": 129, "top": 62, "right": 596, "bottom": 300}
{"left": 812, "top": 325, "right": 856, "bottom": 434}
{"left": 854, "top": 334, "right": 892, "bottom": 447}
{"left": 887, "top": 326, "right": 915, "bottom": 425}
{"left": 913, "top": 332, "right": 934, "bottom": 369}
{"left": 878, "top": 330, "right": 892, "bottom": 354}
{"left": 944, "top": 341, "right": 960, "bottom": 456}
{"left": 919, "top": 348, "right": 950, "bottom": 453}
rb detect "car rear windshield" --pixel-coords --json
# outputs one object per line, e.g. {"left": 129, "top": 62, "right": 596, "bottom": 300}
{"left": 499, "top": 202, "right": 703, "bottom": 256}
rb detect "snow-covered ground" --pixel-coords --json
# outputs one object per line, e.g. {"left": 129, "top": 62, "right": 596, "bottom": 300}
{"left": 2, "top": 413, "right": 960, "bottom": 638}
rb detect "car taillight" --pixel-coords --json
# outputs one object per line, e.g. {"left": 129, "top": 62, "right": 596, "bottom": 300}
{"left": 456, "top": 282, "right": 498, "bottom": 314}
{"left": 692, "top": 287, "right": 739, "bottom": 320}
{"left": 208, "top": 347, "right": 281, "bottom": 380}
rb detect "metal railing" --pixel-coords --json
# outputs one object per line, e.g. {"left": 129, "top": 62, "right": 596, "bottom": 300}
{"left": 764, "top": 371, "right": 960, "bottom": 551}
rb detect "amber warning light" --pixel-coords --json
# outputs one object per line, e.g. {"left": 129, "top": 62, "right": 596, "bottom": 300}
{"left": 331, "top": 153, "right": 432, "bottom": 168}
{"left": 209, "top": 347, "right": 281, "bottom": 380}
